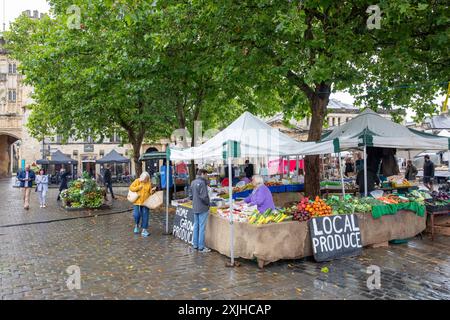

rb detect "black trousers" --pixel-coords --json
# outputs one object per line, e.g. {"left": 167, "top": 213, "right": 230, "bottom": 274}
{"left": 105, "top": 183, "right": 115, "bottom": 198}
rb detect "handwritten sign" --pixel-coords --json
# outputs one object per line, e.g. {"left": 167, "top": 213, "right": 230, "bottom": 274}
{"left": 172, "top": 205, "right": 194, "bottom": 245}
{"left": 309, "top": 214, "right": 363, "bottom": 262}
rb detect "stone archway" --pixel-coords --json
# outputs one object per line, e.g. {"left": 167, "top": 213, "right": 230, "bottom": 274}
{"left": 0, "top": 132, "right": 21, "bottom": 178}
{"left": 144, "top": 147, "right": 159, "bottom": 176}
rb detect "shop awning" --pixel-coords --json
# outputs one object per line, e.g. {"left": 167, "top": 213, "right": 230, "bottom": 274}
{"left": 36, "top": 150, "right": 78, "bottom": 165}
{"left": 96, "top": 149, "right": 130, "bottom": 164}
{"left": 139, "top": 151, "right": 167, "bottom": 161}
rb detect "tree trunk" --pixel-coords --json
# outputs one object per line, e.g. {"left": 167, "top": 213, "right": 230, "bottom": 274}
{"left": 132, "top": 140, "right": 143, "bottom": 177}
{"left": 305, "top": 84, "right": 330, "bottom": 197}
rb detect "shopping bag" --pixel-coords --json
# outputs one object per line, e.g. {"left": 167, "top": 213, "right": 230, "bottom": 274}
{"left": 143, "top": 191, "right": 164, "bottom": 209}
{"left": 127, "top": 190, "right": 139, "bottom": 203}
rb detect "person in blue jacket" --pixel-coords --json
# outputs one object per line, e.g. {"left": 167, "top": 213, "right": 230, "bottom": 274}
{"left": 17, "top": 164, "right": 36, "bottom": 210}
{"left": 161, "top": 160, "right": 174, "bottom": 201}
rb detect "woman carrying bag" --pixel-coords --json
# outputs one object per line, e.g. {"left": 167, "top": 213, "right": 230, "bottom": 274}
{"left": 129, "top": 172, "right": 154, "bottom": 237}
{"left": 35, "top": 168, "right": 49, "bottom": 208}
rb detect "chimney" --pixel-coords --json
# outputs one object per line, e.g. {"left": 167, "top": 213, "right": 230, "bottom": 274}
{"left": 33, "top": 10, "right": 39, "bottom": 19}
{"left": 23, "top": 10, "right": 31, "bottom": 17}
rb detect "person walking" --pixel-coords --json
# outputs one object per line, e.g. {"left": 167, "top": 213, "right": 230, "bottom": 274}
{"left": 129, "top": 172, "right": 153, "bottom": 237}
{"left": 17, "top": 164, "right": 35, "bottom": 210}
{"left": 405, "top": 160, "right": 418, "bottom": 181}
{"left": 103, "top": 164, "right": 116, "bottom": 200}
{"left": 190, "top": 169, "right": 211, "bottom": 253}
{"left": 423, "top": 155, "right": 435, "bottom": 190}
{"left": 35, "top": 168, "right": 49, "bottom": 208}
{"left": 57, "top": 168, "right": 70, "bottom": 201}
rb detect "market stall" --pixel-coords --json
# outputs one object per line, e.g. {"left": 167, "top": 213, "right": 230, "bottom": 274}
{"left": 169, "top": 111, "right": 444, "bottom": 267}
{"left": 96, "top": 149, "right": 131, "bottom": 181}
{"left": 36, "top": 150, "right": 78, "bottom": 183}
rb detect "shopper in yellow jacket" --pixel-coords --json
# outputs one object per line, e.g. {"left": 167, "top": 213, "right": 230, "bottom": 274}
{"left": 129, "top": 172, "right": 153, "bottom": 237}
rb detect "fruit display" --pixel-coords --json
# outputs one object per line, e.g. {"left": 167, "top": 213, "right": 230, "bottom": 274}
{"left": 305, "top": 196, "right": 332, "bottom": 217}
{"left": 292, "top": 197, "right": 311, "bottom": 221}
{"left": 216, "top": 202, "right": 260, "bottom": 222}
{"left": 265, "top": 181, "right": 283, "bottom": 187}
{"left": 431, "top": 191, "right": 450, "bottom": 201}
{"left": 388, "top": 175, "right": 412, "bottom": 187}
{"left": 248, "top": 208, "right": 293, "bottom": 225}
{"left": 377, "top": 194, "right": 409, "bottom": 204}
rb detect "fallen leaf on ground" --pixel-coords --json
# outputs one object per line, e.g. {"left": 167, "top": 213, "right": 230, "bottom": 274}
{"left": 321, "top": 267, "right": 329, "bottom": 273}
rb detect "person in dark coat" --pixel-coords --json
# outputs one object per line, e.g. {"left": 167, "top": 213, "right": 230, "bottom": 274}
{"left": 423, "top": 155, "right": 435, "bottom": 190}
{"left": 103, "top": 164, "right": 116, "bottom": 200}
{"left": 344, "top": 158, "right": 355, "bottom": 177}
{"left": 244, "top": 160, "right": 254, "bottom": 179}
{"left": 57, "top": 168, "right": 71, "bottom": 201}
{"left": 17, "top": 164, "right": 36, "bottom": 210}
{"left": 405, "top": 160, "right": 418, "bottom": 181}
{"left": 189, "top": 169, "right": 211, "bottom": 253}
{"left": 356, "top": 169, "right": 380, "bottom": 196}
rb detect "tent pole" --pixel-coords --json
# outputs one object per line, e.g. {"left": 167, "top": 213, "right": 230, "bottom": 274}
{"left": 296, "top": 155, "right": 299, "bottom": 176}
{"left": 364, "top": 145, "right": 368, "bottom": 197}
{"left": 228, "top": 156, "right": 234, "bottom": 266}
{"left": 338, "top": 152, "right": 345, "bottom": 197}
{"left": 165, "top": 157, "right": 170, "bottom": 234}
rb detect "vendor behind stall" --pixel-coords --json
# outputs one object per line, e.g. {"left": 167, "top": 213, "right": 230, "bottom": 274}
{"left": 243, "top": 175, "right": 275, "bottom": 213}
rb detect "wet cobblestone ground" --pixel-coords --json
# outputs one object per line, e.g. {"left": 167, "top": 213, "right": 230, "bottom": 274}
{"left": 0, "top": 179, "right": 449, "bottom": 300}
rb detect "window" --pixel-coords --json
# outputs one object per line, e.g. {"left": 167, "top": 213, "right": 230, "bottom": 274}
{"left": 332, "top": 117, "right": 335, "bottom": 127}
{"left": 73, "top": 150, "right": 79, "bottom": 157}
{"left": 338, "top": 118, "right": 341, "bottom": 126}
{"left": 8, "top": 63, "right": 17, "bottom": 74}
{"left": 56, "top": 135, "right": 63, "bottom": 143}
{"left": 110, "top": 131, "right": 122, "bottom": 143}
{"left": 99, "top": 150, "right": 105, "bottom": 157}
{"left": 8, "top": 90, "right": 16, "bottom": 102}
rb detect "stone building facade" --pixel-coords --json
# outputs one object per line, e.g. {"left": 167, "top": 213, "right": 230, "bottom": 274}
{"left": 265, "top": 99, "right": 391, "bottom": 141}
{"left": 0, "top": 32, "right": 166, "bottom": 178}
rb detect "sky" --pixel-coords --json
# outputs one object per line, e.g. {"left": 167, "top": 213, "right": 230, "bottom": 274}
{"left": 0, "top": 0, "right": 445, "bottom": 121}
{"left": 1, "top": 0, "right": 50, "bottom": 31}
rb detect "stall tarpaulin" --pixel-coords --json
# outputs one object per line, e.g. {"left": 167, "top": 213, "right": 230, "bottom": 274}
{"left": 169, "top": 112, "right": 329, "bottom": 161}
{"left": 323, "top": 109, "right": 450, "bottom": 151}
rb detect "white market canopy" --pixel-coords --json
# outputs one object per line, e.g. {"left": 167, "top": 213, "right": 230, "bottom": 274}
{"left": 170, "top": 111, "right": 326, "bottom": 161}
{"left": 297, "top": 109, "right": 450, "bottom": 154}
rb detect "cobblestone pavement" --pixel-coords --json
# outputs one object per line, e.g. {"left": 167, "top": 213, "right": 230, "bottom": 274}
{"left": 0, "top": 179, "right": 449, "bottom": 300}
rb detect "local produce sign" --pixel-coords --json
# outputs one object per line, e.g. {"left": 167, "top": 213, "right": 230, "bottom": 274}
{"left": 308, "top": 214, "right": 363, "bottom": 262}
{"left": 173, "top": 206, "right": 194, "bottom": 245}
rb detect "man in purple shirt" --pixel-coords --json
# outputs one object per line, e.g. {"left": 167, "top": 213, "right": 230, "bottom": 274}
{"left": 244, "top": 175, "right": 275, "bottom": 213}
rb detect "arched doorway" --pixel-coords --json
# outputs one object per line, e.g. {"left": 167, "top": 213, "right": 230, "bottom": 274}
{"left": 144, "top": 147, "right": 159, "bottom": 176}
{"left": 0, "top": 132, "right": 20, "bottom": 178}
